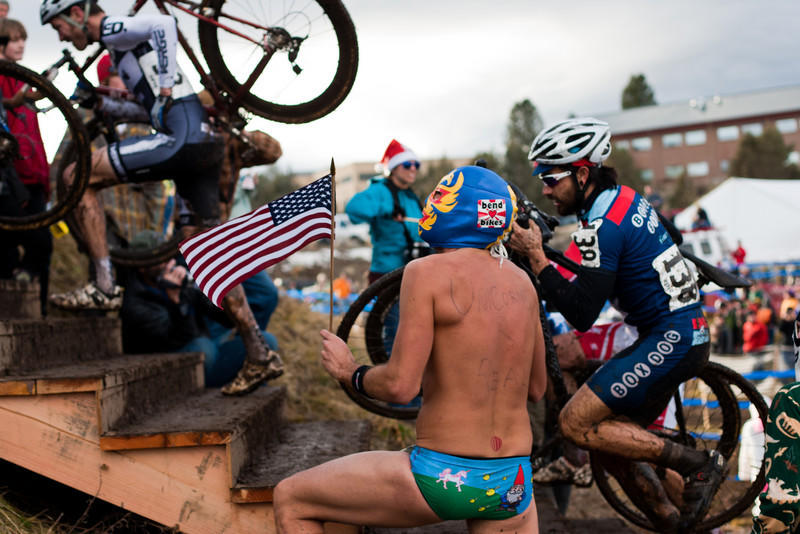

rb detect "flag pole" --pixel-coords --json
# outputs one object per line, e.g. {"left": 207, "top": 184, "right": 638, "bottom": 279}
{"left": 329, "top": 158, "right": 336, "bottom": 332}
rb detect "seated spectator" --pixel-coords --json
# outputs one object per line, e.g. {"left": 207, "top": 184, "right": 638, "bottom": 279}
{"left": 742, "top": 310, "right": 769, "bottom": 354}
{"left": 691, "top": 207, "right": 712, "bottom": 230}
{"left": 0, "top": 18, "right": 51, "bottom": 315}
{"left": 120, "top": 231, "right": 280, "bottom": 388}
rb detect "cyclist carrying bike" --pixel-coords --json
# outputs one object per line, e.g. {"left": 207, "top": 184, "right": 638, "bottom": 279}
{"left": 508, "top": 117, "right": 723, "bottom": 531}
{"left": 41, "top": 0, "right": 284, "bottom": 396}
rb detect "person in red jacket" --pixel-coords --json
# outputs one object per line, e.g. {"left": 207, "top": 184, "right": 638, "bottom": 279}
{"left": 0, "top": 18, "right": 52, "bottom": 315}
{"left": 742, "top": 310, "right": 768, "bottom": 354}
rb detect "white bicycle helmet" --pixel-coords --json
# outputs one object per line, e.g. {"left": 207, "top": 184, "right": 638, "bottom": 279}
{"left": 528, "top": 117, "right": 612, "bottom": 167}
{"left": 40, "top": 0, "right": 89, "bottom": 25}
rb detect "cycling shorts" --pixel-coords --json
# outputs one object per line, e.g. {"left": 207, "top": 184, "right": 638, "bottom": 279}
{"left": 107, "top": 95, "right": 224, "bottom": 226}
{"left": 585, "top": 310, "right": 710, "bottom": 426}
{"left": 407, "top": 445, "right": 533, "bottom": 520}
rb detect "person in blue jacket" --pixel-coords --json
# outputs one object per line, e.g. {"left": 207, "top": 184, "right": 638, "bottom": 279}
{"left": 346, "top": 139, "right": 426, "bottom": 284}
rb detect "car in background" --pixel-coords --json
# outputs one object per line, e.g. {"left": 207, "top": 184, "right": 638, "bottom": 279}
{"left": 334, "top": 214, "right": 370, "bottom": 245}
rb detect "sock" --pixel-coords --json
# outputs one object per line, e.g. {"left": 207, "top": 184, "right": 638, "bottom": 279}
{"left": 93, "top": 257, "right": 114, "bottom": 294}
{"left": 657, "top": 441, "right": 708, "bottom": 477}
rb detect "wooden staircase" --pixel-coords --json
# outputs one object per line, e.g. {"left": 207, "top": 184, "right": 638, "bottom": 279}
{"left": 0, "top": 279, "right": 370, "bottom": 534}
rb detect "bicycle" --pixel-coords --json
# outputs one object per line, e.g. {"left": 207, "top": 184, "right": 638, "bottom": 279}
{"left": 334, "top": 193, "right": 769, "bottom": 532}
{"left": 0, "top": 0, "right": 358, "bottom": 237}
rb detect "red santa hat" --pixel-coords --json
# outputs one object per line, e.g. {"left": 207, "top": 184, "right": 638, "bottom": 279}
{"left": 379, "top": 139, "right": 417, "bottom": 176}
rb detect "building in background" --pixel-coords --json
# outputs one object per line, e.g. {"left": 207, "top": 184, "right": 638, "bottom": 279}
{"left": 596, "top": 85, "right": 800, "bottom": 192}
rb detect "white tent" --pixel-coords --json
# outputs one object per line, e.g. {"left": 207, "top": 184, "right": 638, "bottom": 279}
{"left": 672, "top": 177, "right": 800, "bottom": 264}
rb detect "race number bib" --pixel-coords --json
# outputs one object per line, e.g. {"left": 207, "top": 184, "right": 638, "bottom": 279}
{"left": 652, "top": 245, "right": 699, "bottom": 311}
{"left": 571, "top": 220, "right": 602, "bottom": 268}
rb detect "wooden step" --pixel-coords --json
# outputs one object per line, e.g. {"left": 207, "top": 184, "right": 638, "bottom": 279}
{"left": 99, "top": 383, "right": 283, "bottom": 446}
{"left": 232, "top": 419, "right": 372, "bottom": 503}
{"left": 0, "top": 279, "right": 40, "bottom": 320}
{"left": 0, "top": 317, "right": 122, "bottom": 373}
{"left": 0, "top": 352, "right": 204, "bottom": 433}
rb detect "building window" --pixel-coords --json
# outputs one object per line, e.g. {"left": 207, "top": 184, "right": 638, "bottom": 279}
{"left": 741, "top": 123, "right": 763, "bottom": 136}
{"left": 359, "top": 173, "right": 374, "bottom": 182}
{"left": 716, "top": 125, "right": 738, "bottom": 141}
{"left": 685, "top": 130, "right": 707, "bottom": 146}
{"left": 615, "top": 140, "right": 631, "bottom": 150}
{"left": 640, "top": 169, "right": 654, "bottom": 182}
{"left": 720, "top": 159, "right": 730, "bottom": 172}
{"left": 776, "top": 118, "right": 799, "bottom": 133}
{"left": 631, "top": 137, "right": 652, "bottom": 151}
{"left": 687, "top": 161, "right": 709, "bottom": 177}
{"left": 665, "top": 164, "right": 684, "bottom": 178}
{"left": 662, "top": 133, "right": 683, "bottom": 148}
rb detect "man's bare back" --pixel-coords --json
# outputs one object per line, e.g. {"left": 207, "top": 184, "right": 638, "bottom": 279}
{"left": 410, "top": 248, "right": 545, "bottom": 458}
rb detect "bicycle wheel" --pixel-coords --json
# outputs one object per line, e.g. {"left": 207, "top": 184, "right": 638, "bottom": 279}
{"left": 591, "top": 361, "right": 769, "bottom": 532}
{"left": 0, "top": 61, "right": 90, "bottom": 231}
{"left": 198, "top": 0, "right": 359, "bottom": 124}
{"left": 336, "top": 267, "right": 419, "bottom": 419}
{"left": 363, "top": 274, "right": 402, "bottom": 365}
{"left": 54, "top": 129, "right": 181, "bottom": 269}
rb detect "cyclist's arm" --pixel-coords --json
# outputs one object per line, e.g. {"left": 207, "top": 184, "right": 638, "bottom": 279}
{"left": 101, "top": 14, "right": 179, "bottom": 92}
{"left": 537, "top": 265, "right": 615, "bottom": 332}
{"left": 752, "top": 385, "right": 800, "bottom": 533}
{"left": 97, "top": 96, "right": 150, "bottom": 123}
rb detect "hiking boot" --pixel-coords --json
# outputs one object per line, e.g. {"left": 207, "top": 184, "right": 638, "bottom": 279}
{"left": 49, "top": 283, "right": 123, "bottom": 311}
{"left": 221, "top": 350, "right": 284, "bottom": 396}
{"left": 572, "top": 462, "right": 593, "bottom": 487}
{"left": 680, "top": 450, "right": 727, "bottom": 527}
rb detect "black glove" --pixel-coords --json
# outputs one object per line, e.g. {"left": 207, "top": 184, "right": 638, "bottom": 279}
{"left": 70, "top": 80, "right": 97, "bottom": 109}
{"left": 150, "top": 94, "right": 173, "bottom": 132}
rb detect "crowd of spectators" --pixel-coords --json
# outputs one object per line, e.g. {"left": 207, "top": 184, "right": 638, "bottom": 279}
{"left": 708, "top": 288, "right": 798, "bottom": 362}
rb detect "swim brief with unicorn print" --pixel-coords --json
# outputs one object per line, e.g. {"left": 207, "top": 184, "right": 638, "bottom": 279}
{"left": 407, "top": 445, "right": 533, "bottom": 520}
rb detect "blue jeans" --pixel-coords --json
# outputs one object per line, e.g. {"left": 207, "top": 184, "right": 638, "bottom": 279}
{"left": 181, "top": 271, "right": 279, "bottom": 387}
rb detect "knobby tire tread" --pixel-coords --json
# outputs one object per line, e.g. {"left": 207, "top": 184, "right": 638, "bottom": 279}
{"left": 197, "top": 0, "right": 359, "bottom": 124}
{"left": 0, "top": 61, "right": 90, "bottom": 231}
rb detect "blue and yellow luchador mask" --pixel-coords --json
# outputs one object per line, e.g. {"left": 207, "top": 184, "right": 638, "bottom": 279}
{"left": 418, "top": 166, "right": 517, "bottom": 250}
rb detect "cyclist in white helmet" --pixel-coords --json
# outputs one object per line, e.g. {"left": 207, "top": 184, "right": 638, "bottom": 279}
{"left": 41, "top": 0, "right": 284, "bottom": 396}
{"left": 509, "top": 117, "right": 721, "bottom": 531}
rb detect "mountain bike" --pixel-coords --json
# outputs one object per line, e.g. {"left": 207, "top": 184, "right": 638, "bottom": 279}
{"left": 334, "top": 193, "right": 769, "bottom": 532}
{"left": 0, "top": 0, "right": 358, "bottom": 237}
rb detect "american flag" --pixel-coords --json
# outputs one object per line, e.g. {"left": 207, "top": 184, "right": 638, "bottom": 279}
{"left": 179, "top": 175, "right": 333, "bottom": 307}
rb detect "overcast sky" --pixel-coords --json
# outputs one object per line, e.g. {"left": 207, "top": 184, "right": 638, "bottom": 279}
{"left": 12, "top": 0, "right": 800, "bottom": 173}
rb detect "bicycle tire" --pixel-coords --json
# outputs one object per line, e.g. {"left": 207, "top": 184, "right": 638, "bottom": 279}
{"left": 590, "top": 361, "right": 768, "bottom": 532}
{"left": 54, "top": 136, "right": 181, "bottom": 269}
{"left": 336, "top": 267, "right": 418, "bottom": 420}
{"left": 0, "top": 61, "right": 90, "bottom": 231}
{"left": 363, "top": 274, "right": 403, "bottom": 365}
{"left": 197, "top": 0, "right": 359, "bottom": 124}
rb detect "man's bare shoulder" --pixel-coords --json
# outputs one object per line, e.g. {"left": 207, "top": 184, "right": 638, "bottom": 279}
{"left": 406, "top": 250, "right": 536, "bottom": 295}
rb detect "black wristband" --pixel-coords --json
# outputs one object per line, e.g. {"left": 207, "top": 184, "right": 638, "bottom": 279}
{"left": 351, "top": 365, "right": 373, "bottom": 398}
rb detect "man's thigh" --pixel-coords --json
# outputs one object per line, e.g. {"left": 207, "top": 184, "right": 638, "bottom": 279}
{"left": 275, "top": 450, "right": 440, "bottom": 527}
{"left": 467, "top": 501, "right": 538, "bottom": 534}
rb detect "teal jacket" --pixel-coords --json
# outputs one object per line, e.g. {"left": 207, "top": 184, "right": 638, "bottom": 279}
{"left": 345, "top": 177, "right": 424, "bottom": 274}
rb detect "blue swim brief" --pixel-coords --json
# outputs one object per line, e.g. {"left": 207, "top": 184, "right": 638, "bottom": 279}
{"left": 407, "top": 445, "right": 533, "bottom": 520}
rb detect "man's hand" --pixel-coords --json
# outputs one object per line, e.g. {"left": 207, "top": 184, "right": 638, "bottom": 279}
{"left": 151, "top": 94, "right": 174, "bottom": 132}
{"left": 70, "top": 81, "right": 97, "bottom": 109}
{"left": 320, "top": 329, "right": 358, "bottom": 382}
{"left": 160, "top": 258, "right": 187, "bottom": 304}
{"left": 509, "top": 221, "right": 550, "bottom": 274}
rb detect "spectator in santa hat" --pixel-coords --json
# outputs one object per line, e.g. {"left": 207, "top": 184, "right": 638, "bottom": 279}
{"left": 346, "top": 139, "right": 428, "bottom": 284}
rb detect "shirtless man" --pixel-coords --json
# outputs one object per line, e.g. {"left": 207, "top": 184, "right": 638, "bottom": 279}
{"left": 273, "top": 166, "right": 547, "bottom": 533}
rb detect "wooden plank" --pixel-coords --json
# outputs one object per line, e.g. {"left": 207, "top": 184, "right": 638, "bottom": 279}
{"left": 0, "top": 397, "right": 277, "bottom": 534}
{"left": 100, "top": 431, "right": 232, "bottom": 451}
{"left": 36, "top": 377, "right": 101, "bottom": 394}
{"left": 0, "top": 380, "right": 35, "bottom": 395}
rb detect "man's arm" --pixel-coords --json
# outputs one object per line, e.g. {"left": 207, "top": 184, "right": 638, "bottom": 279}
{"left": 344, "top": 183, "right": 393, "bottom": 224}
{"left": 528, "top": 303, "right": 547, "bottom": 402}
{"left": 320, "top": 260, "right": 433, "bottom": 403}
{"left": 101, "top": 14, "right": 178, "bottom": 93}
{"left": 509, "top": 221, "right": 615, "bottom": 331}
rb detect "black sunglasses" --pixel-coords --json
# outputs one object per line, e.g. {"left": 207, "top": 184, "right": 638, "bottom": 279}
{"left": 401, "top": 161, "right": 421, "bottom": 170}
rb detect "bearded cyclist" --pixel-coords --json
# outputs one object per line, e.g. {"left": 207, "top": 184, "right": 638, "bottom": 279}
{"left": 508, "top": 117, "right": 723, "bottom": 531}
{"left": 42, "top": 0, "right": 283, "bottom": 396}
